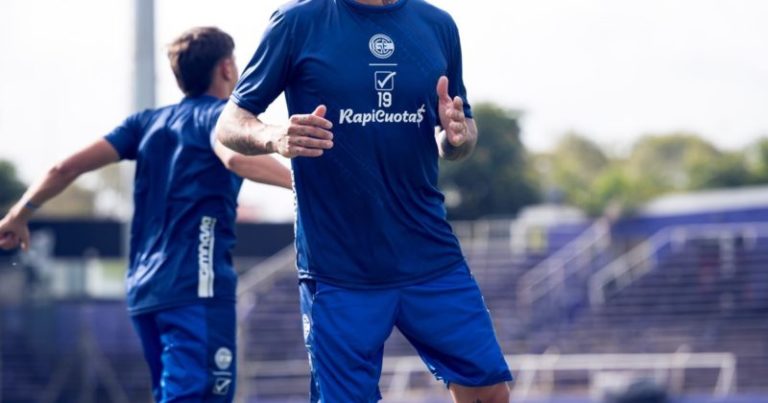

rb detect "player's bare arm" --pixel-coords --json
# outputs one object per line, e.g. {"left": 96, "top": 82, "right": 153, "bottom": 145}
{"left": 435, "top": 75, "right": 478, "bottom": 161}
{"left": 215, "top": 102, "right": 334, "bottom": 159}
{"left": 214, "top": 140, "right": 293, "bottom": 189}
{"left": 0, "top": 139, "right": 119, "bottom": 251}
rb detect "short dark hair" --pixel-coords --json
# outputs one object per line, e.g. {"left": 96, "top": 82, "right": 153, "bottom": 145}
{"left": 167, "top": 27, "right": 234, "bottom": 97}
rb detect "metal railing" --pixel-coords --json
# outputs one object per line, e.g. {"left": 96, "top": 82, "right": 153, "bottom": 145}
{"left": 235, "top": 245, "right": 297, "bottom": 402}
{"left": 237, "top": 245, "right": 296, "bottom": 298}
{"left": 517, "top": 218, "right": 612, "bottom": 314}
{"left": 510, "top": 348, "right": 736, "bottom": 400}
{"left": 239, "top": 350, "right": 736, "bottom": 400}
{"left": 38, "top": 318, "right": 131, "bottom": 403}
{"left": 589, "top": 222, "right": 768, "bottom": 306}
{"left": 452, "top": 218, "right": 516, "bottom": 254}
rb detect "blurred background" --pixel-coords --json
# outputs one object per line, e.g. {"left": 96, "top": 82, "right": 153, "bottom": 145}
{"left": 1, "top": 0, "right": 767, "bottom": 402}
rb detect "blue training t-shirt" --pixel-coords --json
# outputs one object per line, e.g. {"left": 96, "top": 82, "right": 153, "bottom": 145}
{"left": 105, "top": 95, "right": 243, "bottom": 314}
{"left": 232, "top": 0, "right": 472, "bottom": 288}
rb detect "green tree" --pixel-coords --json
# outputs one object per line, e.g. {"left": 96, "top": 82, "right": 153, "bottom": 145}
{"left": 536, "top": 132, "right": 757, "bottom": 216}
{"left": 746, "top": 137, "right": 768, "bottom": 184}
{"left": 590, "top": 164, "right": 658, "bottom": 216}
{"left": 687, "top": 151, "right": 750, "bottom": 190}
{"left": 439, "top": 103, "right": 539, "bottom": 219}
{"left": 627, "top": 133, "right": 752, "bottom": 191}
{"left": 0, "top": 159, "right": 26, "bottom": 211}
{"left": 625, "top": 133, "right": 718, "bottom": 191}
{"left": 545, "top": 133, "right": 609, "bottom": 214}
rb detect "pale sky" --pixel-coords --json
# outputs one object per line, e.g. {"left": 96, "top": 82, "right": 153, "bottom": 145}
{"left": 1, "top": 0, "right": 767, "bottom": 221}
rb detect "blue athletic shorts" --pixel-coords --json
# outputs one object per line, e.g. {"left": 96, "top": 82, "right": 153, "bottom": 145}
{"left": 131, "top": 302, "right": 237, "bottom": 403}
{"left": 299, "top": 263, "right": 513, "bottom": 402}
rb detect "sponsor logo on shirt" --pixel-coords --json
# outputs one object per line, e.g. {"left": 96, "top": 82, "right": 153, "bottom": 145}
{"left": 338, "top": 106, "right": 425, "bottom": 127}
{"left": 369, "top": 34, "right": 395, "bottom": 59}
{"left": 198, "top": 216, "right": 216, "bottom": 298}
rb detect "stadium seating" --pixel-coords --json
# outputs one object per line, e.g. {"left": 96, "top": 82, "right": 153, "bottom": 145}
{"left": 549, "top": 237, "right": 768, "bottom": 391}
{"left": 237, "top": 219, "right": 768, "bottom": 401}
{"left": 2, "top": 213, "right": 767, "bottom": 402}
{"left": 0, "top": 300, "right": 149, "bottom": 403}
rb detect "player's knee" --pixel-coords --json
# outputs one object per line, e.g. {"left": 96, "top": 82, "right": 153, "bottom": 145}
{"left": 450, "top": 382, "right": 510, "bottom": 403}
{"left": 483, "top": 382, "right": 510, "bottom": 402}
{"left": 491, "top": 382, "right": 511, "bottom": 402}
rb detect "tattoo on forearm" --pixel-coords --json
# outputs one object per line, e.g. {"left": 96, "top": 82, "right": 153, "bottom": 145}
{"left": 221, "top": 133, "right": 266, "bottom": 156}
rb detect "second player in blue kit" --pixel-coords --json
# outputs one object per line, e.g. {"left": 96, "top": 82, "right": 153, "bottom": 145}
{"left": 216, "top": 0, "right": 513, "bottom": 401}
{"left": 0, "top": 27, "right": 293, "bottom": 402}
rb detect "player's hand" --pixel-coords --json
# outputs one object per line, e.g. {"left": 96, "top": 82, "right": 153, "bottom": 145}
{"left": 0, "top": 214, "right": 30, "bottom": 252}
{"left": 273, "top": 105, "right": 334, "bottom": 158}
{"left": 436, "top": 76, "right": 468, "bottom": 148}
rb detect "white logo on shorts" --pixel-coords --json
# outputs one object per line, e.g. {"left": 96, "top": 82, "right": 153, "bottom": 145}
{"left": 302, "top": 314, "right": 311, "bottom": 341}
{"left": 369, "top": 34, "right": 395, "bottom": 59}
{"left": 215, "top": 347, "right": 233, "bottom": 370}
{"left": 212, "top": 377, "right": 232, "bottom": 395}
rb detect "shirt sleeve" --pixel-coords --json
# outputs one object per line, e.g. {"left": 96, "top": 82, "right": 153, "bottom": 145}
{"left": 209, "top": 128, "right": 218, "bottom": 150}
{"left": 446, "top": 20, "right": 473, "bottom": 119}
{"left": 230, "top": 9, "right": 294, "bottom": 116}
{"left": 207, "top": 102, "right": 227, "bottom": 150}
{"left": 104, "top": 113, "right": 143, "bottom": 160}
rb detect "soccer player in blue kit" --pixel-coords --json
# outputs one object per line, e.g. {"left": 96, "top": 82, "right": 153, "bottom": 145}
{"left": 215, "top": 0, "right": 513, "bottom": 401}
{"left": 0, "top": 27, "right": 292, "bottom": 402}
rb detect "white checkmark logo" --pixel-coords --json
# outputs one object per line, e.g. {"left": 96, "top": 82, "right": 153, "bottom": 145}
{"left": 376, "top": 72, "right": 397, "bottom": 90}
{"left": 214, "top": 378, "right": 232, "bottom": 395}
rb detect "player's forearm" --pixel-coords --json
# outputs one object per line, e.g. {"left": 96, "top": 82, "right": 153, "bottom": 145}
{"left": 214, "top": 141, "right": 292, "bottom": 189}
{"left": 215, "top": 101, "right": 279, "bottom": 156}
{"left": 9, "top": 164, "right": 82, "bottom": 221}
{"left": 7, "top": 139, "right": 119, "bottom": 222}
{"left": 232, "top": 155, "right": 293, "bottom": 190}
{"left": 438, "top": 119, "right": 478, "bottom": 161}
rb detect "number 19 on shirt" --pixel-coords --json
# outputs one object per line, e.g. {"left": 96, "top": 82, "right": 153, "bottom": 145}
{"left": 378, "top": 91, "right": 392, "bottom": 108}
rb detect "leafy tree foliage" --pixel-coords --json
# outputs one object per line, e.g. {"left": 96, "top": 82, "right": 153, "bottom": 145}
{"left": 746, "top": 137, "right": 768, "bottom": 184}
{"left": 439, "top": 103, "right": 539, "bottom": 219}
{"left": 540, "top": 133, "right": 610, "bottom": 214}
{"left": 0, "top": 160, "right": 26, "bottom": 210}
{"left": 539, "top": 133, "right": 764, "bottom": 216}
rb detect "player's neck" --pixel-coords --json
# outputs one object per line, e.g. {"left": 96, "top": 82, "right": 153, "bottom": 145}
{"left": 355, "top": 0, "right": 398, "bottom": 6}
{"left": 205, "top": 76, "right": 235, "bottom": 99}
{"left": 205, "top": 83, "right": 233, "bottom": 101}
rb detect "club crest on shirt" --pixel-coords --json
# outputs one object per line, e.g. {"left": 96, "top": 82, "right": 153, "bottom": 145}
{"left": 215, "top": 347, "right": 233, "bottom": 370}
{"left": 369, "top": 34, "right": 395, "bottom": 59}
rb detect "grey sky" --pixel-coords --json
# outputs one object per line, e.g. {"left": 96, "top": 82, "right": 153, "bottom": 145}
{"left": 1, "top": 0, "right": 767, "bottom": 220}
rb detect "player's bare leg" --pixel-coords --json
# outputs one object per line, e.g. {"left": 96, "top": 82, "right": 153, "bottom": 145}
{"left": 449, "top": 382, "right": 510, "bottom": 403}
